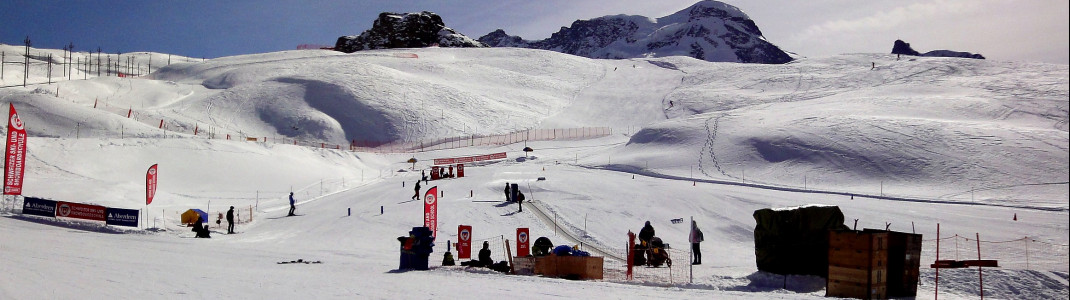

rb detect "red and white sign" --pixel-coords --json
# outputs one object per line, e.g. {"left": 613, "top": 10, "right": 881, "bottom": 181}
{"left": 55, "top": 201, "right": 106, "bottom": 222}
{"left": 146, "top": 164, "right": 158, "bottom": 205}
{"left": 457, "top": 225, "right": 472, "bottom": 259}
{"left": 433, "top": 152, "right": 506, "bottom": 165}
{"left": 4, "top": 103, "right": 27, "bottom": 195}
{"left": 424, "top": 186, "right": 438, "bottom": 238}
{"left": 517, "top": 228, "right": 530, "bottom": 257}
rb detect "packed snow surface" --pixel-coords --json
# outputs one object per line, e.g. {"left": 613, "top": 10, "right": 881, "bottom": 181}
{"left": 1, "top": 45, "right": 1067, "bottom": 299}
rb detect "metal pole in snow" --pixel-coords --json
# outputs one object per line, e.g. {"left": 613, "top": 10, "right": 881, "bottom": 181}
{"left": 689, "top": 216, "right": 694, "bottom": 284}
{"left": 935, "top": 223, "right": 940, "bottom": 300}
{"left": 977, "top": 233, "right": 984, "bottom": 299}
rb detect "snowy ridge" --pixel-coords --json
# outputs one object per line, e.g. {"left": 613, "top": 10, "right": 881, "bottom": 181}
{"left": 1, "top": 44, "right": 1067, "bottom": 299}
{"left": 478, "top": 0, "right": 792, "bottom": 64}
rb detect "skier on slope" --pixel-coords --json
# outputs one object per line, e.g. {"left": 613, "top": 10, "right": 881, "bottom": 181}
{"left": 226, "top": 206, "right": 235, "bottom": 234}
{"left": 412, "top": 180, "right": 422, "bottom": 200}
{"left": 288, "top": 192, "right": 297, "bottom": 216}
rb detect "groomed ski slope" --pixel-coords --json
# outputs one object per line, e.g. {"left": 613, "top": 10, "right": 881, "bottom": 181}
{"left": 1, "top": 46, "right": 1067, "bottom": 299}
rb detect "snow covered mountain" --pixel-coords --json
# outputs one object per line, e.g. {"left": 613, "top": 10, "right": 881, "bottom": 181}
{"left": 478, "top": 0, "right": 792, "bottom": 64}
{"left": 335, "top": 11, "right": 486, "bottom": 53}
{"left": 1, "top": 43, "right": 1067, "bottom": 299}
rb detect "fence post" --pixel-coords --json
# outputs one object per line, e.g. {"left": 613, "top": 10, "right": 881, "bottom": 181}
{"left": 977, "top": 233, "right": 984, "bottom": 299}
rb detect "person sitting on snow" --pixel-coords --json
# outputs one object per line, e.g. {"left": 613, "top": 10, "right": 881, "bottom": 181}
{"left": 478, "top": 241, "right": 493, "bottom": 267}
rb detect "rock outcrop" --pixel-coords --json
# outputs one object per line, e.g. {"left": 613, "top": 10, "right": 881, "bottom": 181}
{"left": 335, "top": 11, "right": 486, "bottom": 53}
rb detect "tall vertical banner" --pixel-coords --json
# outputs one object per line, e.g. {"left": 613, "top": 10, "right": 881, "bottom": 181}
{"left": 457, "top": 225, "right": 472, "bottom": 259}
{"left": 4, "top": 103, "right": 27, "bottom": 195}
{"left": 423, "top": 186, "right": 438, "bottom": 238}
{"left": 516, "top": 228, "right": 530, "bottom": 257}
{"left": 146, "top": 164, "right": 158, "bottom": 205}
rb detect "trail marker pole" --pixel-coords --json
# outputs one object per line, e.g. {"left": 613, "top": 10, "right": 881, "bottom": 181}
{"left": 977, "top": 233, "right": 984, "bottom": 299}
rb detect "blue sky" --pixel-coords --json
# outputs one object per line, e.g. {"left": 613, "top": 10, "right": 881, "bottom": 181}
{"left": 2, "top": 0, "right": 1067, "bottom": 64}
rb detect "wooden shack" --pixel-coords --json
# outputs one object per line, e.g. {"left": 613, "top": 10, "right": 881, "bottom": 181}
{"left": 531, "top": 256, "right": 603, "bottom": 280}
{"left": 864, "top": 229, "right": 922, "bottom": 297}
{"left": 827, "top": 230, "right": 889, "bottom": 300}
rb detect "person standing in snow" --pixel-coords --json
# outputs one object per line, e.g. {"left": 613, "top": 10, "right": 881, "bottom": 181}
{"left": 504, "top": 182, "right": 511, "bottom": 202}
{"left": 690, "top": 220, "right": 704, "bottom": 265}
{"left": 288, "top": 192, "right": 297, "bottom": 216}
{"left": 517, "top": 190, "right": 525, "bottom": 212}
{"left": 638, "top": 221, "right": 655, "bottom": 262}
{"left": 638, "top": 221, "right": 655, "bottom": 246}
{"left": 412, "top": 180, "right": 422, "bottom": 200}
{"left": 226, "top": 206, "right": 236, "bottom": 234}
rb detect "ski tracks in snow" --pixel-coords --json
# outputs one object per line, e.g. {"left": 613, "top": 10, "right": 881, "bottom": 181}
{"left": 699, "top": 113, "right": 733, "bottom": 180}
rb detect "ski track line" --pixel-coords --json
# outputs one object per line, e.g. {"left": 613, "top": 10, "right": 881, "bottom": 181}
{"left": 261, "top": 178, "right": 383, "bottom": 213}
{"left": 583, "top": 165, "right": 1069, "bottom": 213}
{"left": 525, "top": 198, "right": 627, "bottom": 262}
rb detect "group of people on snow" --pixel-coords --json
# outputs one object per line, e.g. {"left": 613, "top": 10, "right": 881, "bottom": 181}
{"left": 191, "top": 205, "right": 240, "bottom": 238}
{"left": 635, "top": 220, "right": 704, "bottom": 266}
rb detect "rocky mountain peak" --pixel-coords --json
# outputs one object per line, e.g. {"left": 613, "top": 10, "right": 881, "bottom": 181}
{"left": 335, "top": 11, "right": 486, "bottom": 53}
{"left": 478, "top": 0, "right": 792, "bottom": 64}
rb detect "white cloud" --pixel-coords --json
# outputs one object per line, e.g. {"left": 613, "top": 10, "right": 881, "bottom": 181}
{"left": 795, "top": 0, "right": 986, "bottom": 39}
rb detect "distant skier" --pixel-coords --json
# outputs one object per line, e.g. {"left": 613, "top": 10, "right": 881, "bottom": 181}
{"left": 412, "top": 180, "right": 422, "bottom": 200}
{"left": 690, "top": 220, "right": 704, "bottom": 265}
{"left": 226, "top": 206, "right": 235, "bottom": 234}
{"left": 504, "top": 182, "right": 511, "bottom": 202}
{"left": 288, "top": 192, "right": 296, "bottom": 216}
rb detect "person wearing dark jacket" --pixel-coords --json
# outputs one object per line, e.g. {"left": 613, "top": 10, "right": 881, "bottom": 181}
{"left": 226, "top": 206, "right": 236, "bottom": 234}
{"left": 288, "top": 192, "right": 297, "bottom": 216}
{"left": 690, "top": 220, "right": 704, "bottom": 265}
{"left": 638, "top": 221, "right": 655, "bottom": 246}
{"left": 478, "top": 241, "right": 493, "bottom": 267}
{"left": 504, "top": 183, "right": 511, "bottom": 202}
{"left": 192, "top": 216, "right": 211, "bottom": 238}
{"left": 412, "top": 180, "right": 422, "bottom": 200}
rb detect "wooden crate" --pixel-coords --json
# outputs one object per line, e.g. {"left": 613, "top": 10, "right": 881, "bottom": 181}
{"left": 827, "top": 230, "right": 888, "bottom": 300}
{"left": 865, "top": 229, "right": 922, "bottom": 297}
{"left": 533, "top": 256, "right": 604, "bottom": 280}
{"left": 513, "top": 256, "right": 536, "bottom": 275}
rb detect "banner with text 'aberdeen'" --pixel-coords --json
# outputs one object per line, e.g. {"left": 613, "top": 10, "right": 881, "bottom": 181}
{"left": 106, "top": 207, "right": 140, "bottom": 227}
{"left": 22, "top": 197, "right": 56, "bottom": 218}
{"left": 4, "top": 103, "right": 28, "bottom": 195}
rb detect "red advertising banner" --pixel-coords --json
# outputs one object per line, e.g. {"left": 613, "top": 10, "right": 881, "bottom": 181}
{"left": 55, "top": 201, "right": 106, "bottom": 222}
{"left": 423, "top": 186, "right": 438, "bottom": 238}
{"left": 433, "top": 152, "right": 507, "bottom": 165}
{"left": 457, "top": 225, "right": 472, "bottom": 259}
{"left": 517, "top": 228, "right": 530, "bottom": 257}
{"left": 146, "top": 164, "right": 158, "bottom": 205}
{"left": 4, "top": 103, "right": 27, "bottom": 195}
